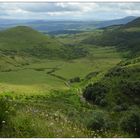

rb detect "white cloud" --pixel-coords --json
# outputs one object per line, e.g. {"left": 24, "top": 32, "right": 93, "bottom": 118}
{"left": 0, "top": 3, "right": 140, "bottom": 20}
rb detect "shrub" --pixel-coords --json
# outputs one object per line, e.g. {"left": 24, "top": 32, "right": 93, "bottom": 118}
{"left": 120, "top": 110, "right": 140, "bottom": 136}
{"left": 113, "top": 104, "right": 128, "bottom": 112}
{"left": 69, "top": 77, "right": 81, "bottom": 83}
{"left": 88, "top": 111, "right": 111, "bottom": 131}
{"left": 0, "top": 97, "right": 11, "bottom": 128}
{"left": 105, "top": 66, "right": 129, "bottom": 77}
{"left": 85, "top": 71, "right": 99, "bottom": 80}
{"left": 99, "top": 99, "right": 108, "bottom": 107}
{"left": 83, "top": 83, "right": 108, "bottom": 106}
{"left": 121, "top": 80, "right": 140, "bottom": 102}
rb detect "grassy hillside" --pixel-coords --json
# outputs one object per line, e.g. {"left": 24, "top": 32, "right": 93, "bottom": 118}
{"left": 0, "top": 46, "right": 122, "bottom": 138}
{"left": 0, "top": 18, "right": 140, "bottom": 138}
{"left": 81, "top": 18, "right": 140, "bottom": 137}
{"left": 0, "top": 26, "right": 88, "bottom": 60}
{"left": 82, "top": 18, "right": 140, "bottom": 57}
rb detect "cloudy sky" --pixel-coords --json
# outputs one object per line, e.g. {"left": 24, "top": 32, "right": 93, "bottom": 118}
{"left": 0, "top": 3, "right": 140, "bottom": 20}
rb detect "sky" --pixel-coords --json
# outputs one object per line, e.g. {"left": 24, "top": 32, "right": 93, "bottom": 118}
{"left": 0, "top": 3, "right": 140, "bottom": 20}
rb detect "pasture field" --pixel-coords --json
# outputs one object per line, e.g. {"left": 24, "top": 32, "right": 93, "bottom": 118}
{"left": 0, "top": 46, "right": 121, "bottom": 95}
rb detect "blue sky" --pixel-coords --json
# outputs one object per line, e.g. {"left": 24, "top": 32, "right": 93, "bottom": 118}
{"left": 0, "top": 3, "right": 140, "bottom": 20}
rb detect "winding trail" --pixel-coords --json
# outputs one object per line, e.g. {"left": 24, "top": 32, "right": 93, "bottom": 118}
{"left": 46, "top": 67, "right": 71, "bottom": 87}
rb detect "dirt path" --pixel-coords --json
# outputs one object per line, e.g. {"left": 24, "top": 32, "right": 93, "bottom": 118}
{"left": 46, "top": 67, "right": 71, "bottom": 87}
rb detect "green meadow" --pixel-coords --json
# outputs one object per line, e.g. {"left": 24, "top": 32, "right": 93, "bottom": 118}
{"left": 0, "top": 46, "right": 121, "bottom": 94}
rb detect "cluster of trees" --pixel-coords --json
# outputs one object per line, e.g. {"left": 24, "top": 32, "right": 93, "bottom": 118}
{"left": 121, "top": 80, "right": 140, "bottom": 97}
{"left": 83, "top": 72, "right": 140, "bottom": 136}
{"left": 69, "top": 77, "right": 81, "bottom": 83}
{"left": 121, "top": 80, "right": 140, "bottom": 104}
{"left": 23, "top": 45, "right": 88, "bottom": 60}
{"left": 105, "top": 66, "right": 129, "bottom": 77}
{"left": 83, "top": 83, "right": 108, "bottom": 106}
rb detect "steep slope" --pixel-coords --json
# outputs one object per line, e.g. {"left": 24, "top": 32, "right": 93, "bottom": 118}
{"left": 124, "top": 17, "right": 140, "bottom": 28}
{"left": 79, "top": 17, "right": 140, "bottom": 138}
{"left": 82, "top": 17, "right": 140, "bottom": 136}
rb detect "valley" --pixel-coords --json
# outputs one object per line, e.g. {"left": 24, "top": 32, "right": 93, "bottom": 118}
{"left": 0, "top": 16, "right": 140, "bottom": 138}
{"left": 0, "top": 46, "right": 121, "bottom": 94}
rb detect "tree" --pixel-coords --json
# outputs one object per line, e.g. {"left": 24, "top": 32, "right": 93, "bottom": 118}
{"left": 83, "top": 83, "right": 108, "bottom": 106}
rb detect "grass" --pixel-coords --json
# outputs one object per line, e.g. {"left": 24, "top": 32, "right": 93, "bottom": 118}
{"left": 0, "top": 91, "right": 129, "bottom": 138}
{"left": 0, "top": 44, "right": 124, "bottom": 137}
{"left": 0, "top": 46, "right": 121, "bottom": 94}
{"left": 0, "top": 91, "right": 92, "bottom": 138}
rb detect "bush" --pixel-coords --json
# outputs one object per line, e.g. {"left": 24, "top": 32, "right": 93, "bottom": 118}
{"left": 85, "top": 71, "right": 99, "bottom": 80}
{"left": 83, "top": 83, "right": 108, "bottom": 106}
{"left": 105, "top": 66, "right": 128, "bottom": 77}
{"left": 88, "top": 111, "right": 111, "bottom": 131}
{"left": 121, "top": 80, "right": 140, "bottom": 103}
{"left": 0, "top": 97, "right": 11, "bottom": 128}
{"left": 113, "top": 104, "right": 128, "bottom": 112}
{"left": 69, "top": 77, "right": 81, "bottom": 83}
{"left": 99, "top": 99, "right": 108, "bottom": 107}
{"left": 120, "top": 110, "right": 140, "bottom": 136}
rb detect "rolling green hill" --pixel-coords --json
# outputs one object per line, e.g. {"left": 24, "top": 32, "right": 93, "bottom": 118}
{"left": 0, "top": 26, "right": 62, "bottom": 59}
{"left": 82, "top": 17, "right": 140, "bottom": 58}
{"left": 81, "top": 18, "right": 140, "bottom": 103}
{"left": 0, "top": 26, "right": 88, "bottom": 60}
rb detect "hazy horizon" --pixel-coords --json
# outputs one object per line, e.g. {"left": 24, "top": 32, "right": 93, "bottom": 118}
{"left": 0, "top": 16, "right": 138, "bottom": 22}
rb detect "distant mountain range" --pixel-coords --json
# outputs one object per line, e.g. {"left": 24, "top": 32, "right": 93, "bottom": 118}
{"left": 0, "top": 16, "right": 138, "bottom": 34}
{"left": 95, "top": 16, "right": 137, "bottom": 28}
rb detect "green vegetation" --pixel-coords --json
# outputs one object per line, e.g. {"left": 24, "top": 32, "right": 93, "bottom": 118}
{"left": 88, "top": 110, "right": 111, "bottom": 131}
{"left": 81, "top": 18, "right": 140, "bottom": 58}
{"left": 0, "top": 97, "right": 11, "bottom": 128}
{"left": 0, "top": 91, "right": 93, "bottom": 137}
{"left": 83, "top": 83, "right": 108, "bottom": 106}
{"left": 80, "top": 17, "right": 140, "bottom": 138}
{"left": 0, "top": 26, "right": 88, "bottom": 60}
{"left": 0, "top": 17, "right": 140, "bottom": 137}
{"left": 120, "top": 107, "right": 140, "bottom": 137}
